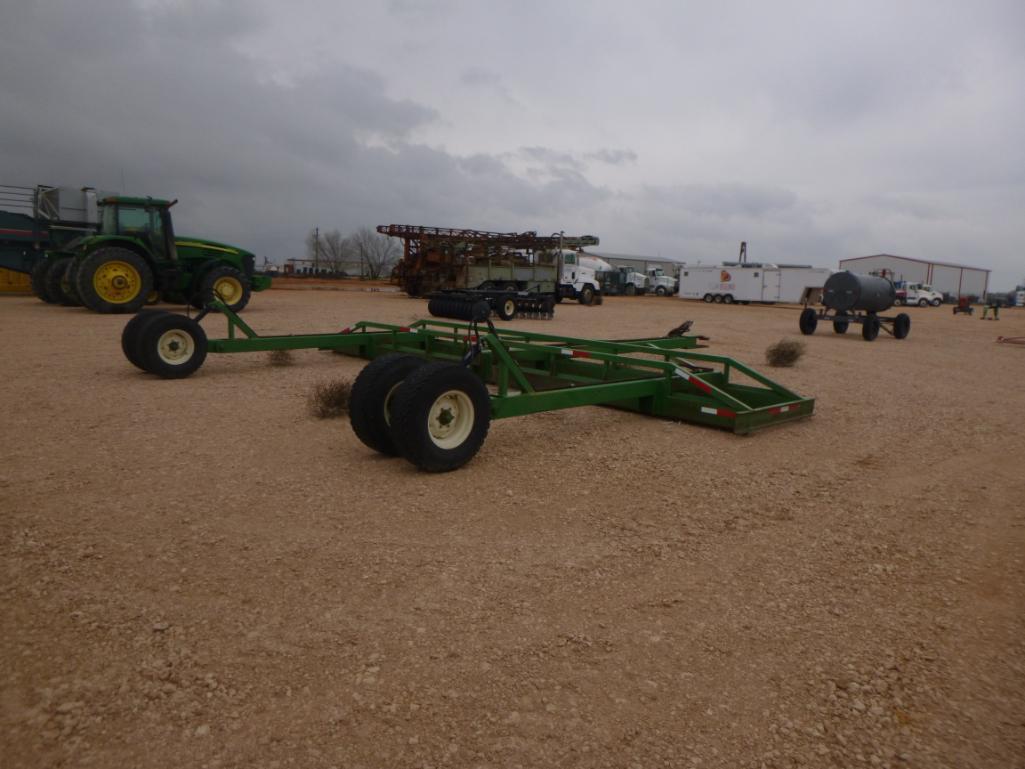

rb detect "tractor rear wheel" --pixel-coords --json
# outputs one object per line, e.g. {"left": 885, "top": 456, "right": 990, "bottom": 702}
{"left": 31, "top": 259, "right": 57, "bottom": 303}
{"left": 192, "top": 265, "right": 251, "bottom": 312}
{"left": 57, "top": 259, "right": 83, "bottom": 306}
{"left": 138, "top": 313, "right": 208, "bottom": 378}
{"left": 43, "top": 257, "right": 75, "bottom": 306}
{"left": 388, "top": 362, "right": 491, "bottom": 472}
{"left": 76, "top": 247, "right": 153, "bottom": 313}
{"left": 893, "top": 313, "right": 911, "bottom": 339}
{"left": 799, "top": 308, "right": 818, "bottom": 335}
{"left": 121, "top": 310, "right": 171, "bottom": 370}
{"left": 350, "top": 354, "right": 427, "bottom": 456}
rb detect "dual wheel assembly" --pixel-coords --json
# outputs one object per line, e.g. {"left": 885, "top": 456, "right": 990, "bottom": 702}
{"left": 350, "top": 353, "right": 491, "bottom": 472}
{"left": 121, "top": 310, "right": 208, "bottom": 378}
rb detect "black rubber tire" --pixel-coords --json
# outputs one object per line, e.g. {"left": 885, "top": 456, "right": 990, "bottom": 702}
{"left": 655, "top": 286, "right": 667, "bottom": 296}
{"left": 495, "top": 296, "right": 517, "bottom": 321}
{"left": 138, "top": 314, "right": 208, "bottom": 378}
{"left": 931, "top": 298, "right": 941, "bottom": 307}
{"left": 799, "top": 308, "right": 818, "bottom": 335}
{"left": 542, "top": 296, "right": 556, "bottom": 317}
{"left": 862, "top": 315, "right": 881, "bottom": 341}
{"left": 56, "top": 259, "right": 83, "bottom": 306}
{"left": 894, "top": 297, "right": 903, "bottom": 306}
{"left": 578, "top": 285, "right": 595, "bottom": 305}
{"left": 43, "top": 256, "right": 75, "bottom": 306}
{"left": 723, "top": 294, "right": 734, "bottom": 304}
{"left": 121, "top": 310, "right": 171, "bottom": 370}
{"left": 703, "top": 294, "right": 713, "bottom": 303}
{"left": 893, "top": 313, "right": 911, "bottom": 340}
{"left": 76, "top": 247, "right": 153, "bottom": 314}
{"left": 191, "top": 264, "right": 251, "bottom": 313}
{"left": 625, "top": 284, "right": 636, "bottom": 296}
{"left": 917, "top": 298, "right": 928, "bottom": 307}
{"left": 30, "top": 258, "right": 56, "bottom": 303}
{"left": 349, "top": 354, "right": 427, "bottom": 455}
{"left": 713, "top": 294, "right": 723, "bottom": 303}
{"left": 388, "top": 362, "right": 491, "bottom": 472}
{"left": 832, "top": 320, "right": 849, "bottom": 334}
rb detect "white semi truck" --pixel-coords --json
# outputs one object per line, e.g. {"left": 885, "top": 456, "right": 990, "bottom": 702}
{"left": 646, "top": 267, "right": 676, "bottom": 296}
{"left": 677, "top": 262, "right": 833, "bottom": 304}
{"left": 557, "top": 251, "right": 611, "bottom": 304}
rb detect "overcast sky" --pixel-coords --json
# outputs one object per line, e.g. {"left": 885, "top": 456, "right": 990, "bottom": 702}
{"left": 2, "top": 0, "right": 1023, "bottom": 288}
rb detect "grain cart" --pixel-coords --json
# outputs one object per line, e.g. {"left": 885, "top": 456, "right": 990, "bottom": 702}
{"left": 118, "top": 301, "right": 815, "bottom": 472}
{"left": 42, "top": 195, "right": 270, "bottom": 313}
{"left": 798, "top": 271, "right": 911, "bottom": 341}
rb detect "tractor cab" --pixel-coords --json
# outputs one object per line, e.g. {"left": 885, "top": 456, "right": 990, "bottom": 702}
{"left": 99, "top": 197, "right": 177, "bottom": 262}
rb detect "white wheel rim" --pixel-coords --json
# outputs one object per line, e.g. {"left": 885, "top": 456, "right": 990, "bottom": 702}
{"left": 427, "top": 390, "right": 474, "bottom": 449}
{"left": 157, "top": 329, "right": 194, "bottom": 365}
{"left": 383, "top": 382, "right": 403, "bottom": 426}
{"left": 504, "top": 300, "right": 515, "bottom": 315}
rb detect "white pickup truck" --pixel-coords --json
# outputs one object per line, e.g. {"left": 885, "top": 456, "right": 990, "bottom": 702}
{"left": 895, "top": 282, "right": 943, "bottom": 307}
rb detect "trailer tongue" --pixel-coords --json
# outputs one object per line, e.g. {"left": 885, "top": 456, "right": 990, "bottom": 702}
{"left": 121, "top": 302, "right": 814, "bottom": 471}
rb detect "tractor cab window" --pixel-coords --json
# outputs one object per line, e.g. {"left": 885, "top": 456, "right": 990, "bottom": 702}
{"left": 100, "top": 205, "right": 117, "bottom": 235}
{"left": 118, "top": 206, "right": 150, "bottom": 236}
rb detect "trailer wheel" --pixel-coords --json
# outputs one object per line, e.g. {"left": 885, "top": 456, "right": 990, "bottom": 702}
{"left": 713, "top": 294, "right": 723, "bottom": 303}
{"left": 799, "top": 308, "right": 818, "bottom": 335}
{"left": 138, "top": 313, "right": 208, "bottom": 378}
{"left": 578, "top": 286, "right": 595, "bottom": 305}
{"left": 703, "top": 294, "right": 713, "bottom": 303}
{"left": 121, "top": 310, "right": 171, "bottom": 370}
{"left": 389, "top": 362, "right": 491, "bottom": 472}
{"left": 832, "top": 320, "right": 849, "bottom": 334}
{"left": 723, "top": 294, "right": 734, "bottom": 304}
{"left": 862, "top": 315, "right": 881, "bottom": 341}
{"left": 893, "top": 313, "right": 911, "bottom": 340}
{"left": 496, "top": 296, "right": 517, "bottom": 321}
{"left": 76, "top": 247, "right": 153, "bottom": 314}
{"left": 349, "top": 354, "right": 427, "bottom": 455}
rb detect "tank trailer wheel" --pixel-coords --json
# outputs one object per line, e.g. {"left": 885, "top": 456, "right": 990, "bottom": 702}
{"left": 349, "top": 354, "right": 427, "bottom": 456}
{"left": 578, "top": 286, "right": 595, "bottom": 305}
{"left": 76, "top": 247, "right": 153, "bottom": 313}
{"left": 832, "top": 320, "right": 849, "bottom": 334}
{"left": 193, "top": 265, "right": 251, "bottom": 313}
{"left": 862, "top": 315, "right": 881, "bottom": 341}
{"left": 893, "top": 313, "right": 911, "bottom": 340}
{"left": 496, "top": 297, "right": 517, "bottom": 321}
{"left": 138, "top": 313, "right": 208, "bottom": 378}
{"left": 798, "top": 308, "right": 818, "bottom": 335}
{"left": 703, "top": 294, "right": 714, "bottom": 303}
{"left": 120, "top": 310, "right": 171, "bottom": 370}
{"left": 388, "top": 362, "right": 491, "bottom": 472}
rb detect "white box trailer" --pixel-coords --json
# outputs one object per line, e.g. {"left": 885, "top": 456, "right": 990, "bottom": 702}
{"left": 677, "top": 263, "right": 833, "bottom": 304}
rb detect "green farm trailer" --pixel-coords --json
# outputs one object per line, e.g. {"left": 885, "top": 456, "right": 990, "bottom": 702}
{"left": 120, "top": 303, "right": 814, "bottom": 471}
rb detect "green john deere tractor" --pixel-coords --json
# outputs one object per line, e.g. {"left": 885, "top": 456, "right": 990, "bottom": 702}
{"left": 35, "top": 196, "right": 269, "bottom": 313}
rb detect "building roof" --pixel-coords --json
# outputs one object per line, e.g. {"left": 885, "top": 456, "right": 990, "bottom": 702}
{"left": 839, "top": 253, "right": 990, "bottom": 273}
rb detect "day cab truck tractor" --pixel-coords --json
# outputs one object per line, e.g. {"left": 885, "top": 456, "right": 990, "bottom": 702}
{"left": 35, "top": 195, "right": 269, "bottom": 313}
{"left": 893, "top": 281, "right": 943, "bottom": 307}
{"left": 646, "top": 267, "right": 676, "bottom": 296}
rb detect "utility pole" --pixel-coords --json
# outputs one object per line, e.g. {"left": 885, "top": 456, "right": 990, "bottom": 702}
{"left": 314, "top": 226, "right": 320, "bottom": 274}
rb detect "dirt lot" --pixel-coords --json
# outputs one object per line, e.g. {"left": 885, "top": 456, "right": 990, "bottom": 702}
{"left": 2, "top": 291, "right": 1023, "bottom": 769}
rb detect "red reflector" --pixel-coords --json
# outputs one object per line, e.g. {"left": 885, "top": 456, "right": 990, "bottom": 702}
{"left": 571, "top": 350, "right": 591, "bottom": 358}
{"left": 340, "top": 327, "right": 351, "bottom": 334}
{"left": 720, "top": 409, "right": 736, "bottom": 418}
{"left": 398, "top": 326, "right": 411, "bottom": 332}
{"left": 691, "top": 377, "right": 712, "bottom": 394}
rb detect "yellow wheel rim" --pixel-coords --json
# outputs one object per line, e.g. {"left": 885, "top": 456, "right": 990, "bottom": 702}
{"left": 213, "top": 276, "right": 243, "bottom": 304}
{"left": 93, "top": 260, "right": 142, "bottom": 304}
{"left": 157, "top": 329, "right": 194, "bottom": 365}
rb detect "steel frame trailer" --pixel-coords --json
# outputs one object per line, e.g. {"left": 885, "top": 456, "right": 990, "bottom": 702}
{"left": 121, "top": 305, "right": 814, "bottom": 471}
{"left": 799, "top": 307, "right": 910, "bottom": 342}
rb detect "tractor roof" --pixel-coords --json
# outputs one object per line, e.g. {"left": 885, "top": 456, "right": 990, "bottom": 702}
{"left": 99, "top": 195, "right": 174, "bottom": 207}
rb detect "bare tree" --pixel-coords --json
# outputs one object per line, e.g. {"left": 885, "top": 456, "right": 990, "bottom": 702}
{"left": 305, "top": 228, "right": 351, "bottom": 275}
{"left": 349, "top": 226, "right": 399, "bottom": 279}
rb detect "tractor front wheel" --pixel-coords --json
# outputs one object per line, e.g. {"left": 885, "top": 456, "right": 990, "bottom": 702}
{"left": 350, "top": 354, "right": 427, "bottom": 455}
{"left": 138, "top": 313, "right": 208, "bottom": 378}
{"left": 192, "top": 265, "right": 252, "bottom": 312}
{"left": 76, "top": 248, "right": 153, "bottom": 313}
{"left": 388, "top": 362, "right": 491, "bottom": 472}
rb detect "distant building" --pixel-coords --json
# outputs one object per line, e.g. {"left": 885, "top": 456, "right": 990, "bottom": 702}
{"left": 838, "top": 254, "right": 989, "bottom": 298}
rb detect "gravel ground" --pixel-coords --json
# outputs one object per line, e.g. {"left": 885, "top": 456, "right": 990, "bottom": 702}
{"left": 2, "top": 291, "right": 1023, "bottom": 769}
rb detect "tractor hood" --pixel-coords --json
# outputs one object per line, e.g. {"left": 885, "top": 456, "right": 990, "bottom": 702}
{"left": 175, "top": 236, "right": 254, "bottom": 258}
